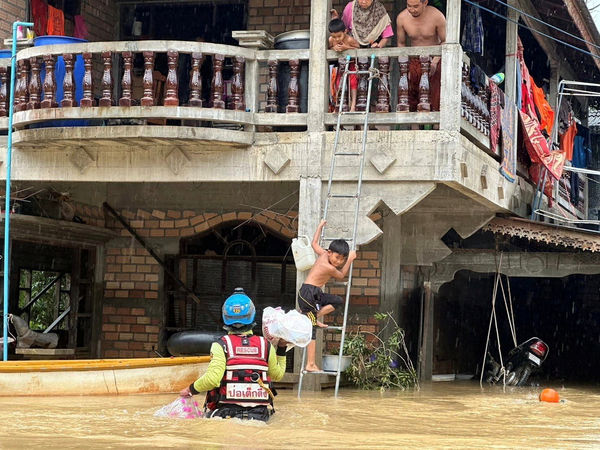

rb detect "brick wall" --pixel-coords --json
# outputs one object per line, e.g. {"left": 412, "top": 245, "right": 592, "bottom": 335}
{"left": 101, "top": 305, "right": 160, "bottom": 358}
{"left": 99, "top": 208, "right": 298, "bottom": 358}
{"left": 81, "top": 0, "right": 118, "bottom": 42}
{"left": 248, "top": 0, "right": 397, "bottom": 37}
{"left": 0, "top": 0, "right": 27, "bottom": 40}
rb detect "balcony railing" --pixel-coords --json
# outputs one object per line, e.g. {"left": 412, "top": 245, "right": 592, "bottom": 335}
{"left": 0, "top": 40, "right": 586, "bottom": 220}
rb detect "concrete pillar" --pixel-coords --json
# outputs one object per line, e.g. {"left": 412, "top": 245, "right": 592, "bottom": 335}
{"left": 294, "top": 0, "right": 329, "bottom": 390}
{"left": 439, "top": 0, "right": 462, "bottom": 132}
{"left": 380, "top": 213, "right": 402, "bottom": 341}
{"left": 418, "top": 280, "right": 434, "bottom": 381}
{"left": 504, "top": 0, "right": 520, "bottom": 103}
{"left": 445, "top": 0, "right": 461, "bottom": 44}
{"left": 307, "top": 0, "right": 331, "bottom": 132}
{"left": 294, "top": 176, "right": 323, "bottom": 391}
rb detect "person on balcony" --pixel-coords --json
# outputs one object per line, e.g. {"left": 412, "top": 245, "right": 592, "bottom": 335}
{"left": 396, "top": 0, "right": 446, "bottom": 111}
{"left": 179, "top": 288, "right": 287, "bottom": 422}
{"left": 331, "top": 0, "right": 394, "bottom": 48}
{"left": 329, "top": 18, "right": 360, "bottom": 111}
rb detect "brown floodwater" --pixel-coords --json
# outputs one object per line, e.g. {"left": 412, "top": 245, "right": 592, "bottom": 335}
{"left": 1, "top": 381, "right": 599, "bottom": 448}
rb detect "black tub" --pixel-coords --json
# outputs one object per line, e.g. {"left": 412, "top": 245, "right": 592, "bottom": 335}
{"left": 167, "top": 330, "right": 224, "bottom": 356}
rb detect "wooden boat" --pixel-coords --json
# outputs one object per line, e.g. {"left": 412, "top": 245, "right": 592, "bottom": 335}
{"left": 0, "top": 356, "right": 210, "bottom": 396}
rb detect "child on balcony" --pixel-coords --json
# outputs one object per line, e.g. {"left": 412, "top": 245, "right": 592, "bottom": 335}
{"left": 328, "top": 18, "right": 359, "bottom": 112}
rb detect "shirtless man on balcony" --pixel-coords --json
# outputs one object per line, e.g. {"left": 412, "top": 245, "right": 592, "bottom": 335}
{"left": 396, "top": 0, "right": 446, "bottom": 112}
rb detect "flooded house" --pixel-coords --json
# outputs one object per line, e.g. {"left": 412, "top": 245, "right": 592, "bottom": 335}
{"left": 1, "top": 0, "right": 600, "bottom": 390}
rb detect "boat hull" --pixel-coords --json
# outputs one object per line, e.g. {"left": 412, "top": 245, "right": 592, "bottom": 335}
{"left": 0, "top": 357, "right": 210, "bottom": 396}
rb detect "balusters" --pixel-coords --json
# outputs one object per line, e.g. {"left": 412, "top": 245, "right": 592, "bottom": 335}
{"left": 376, "top": 56, "right": 390, "bottom": 113}
{"left": 189, "top": 52, "right": 203, "bottom": 107}
{"left": 460, "top": 63, "right": 470, "bottom": 121}
{"left": 396, "top": 56, "right": 409, "bottom": 112}
{"left": 15, "top": 59, "right": 29, "bottom": 112}
{"left": 211, "top": 54, "right": 225, "bottom": 109}
{"left": 479, "top": 86, "right": 490, "bottom": 136}
{"left": 336, "top": 56, "right": 349, "bottom": 112}
{"left": 356, "top": 57, "right": 369, "bottom": 112}
{"left": 417, "top": 56, "right": 431, "bottom": 112}
{"left": 119, "top": 51, "right": 133, "bottom": 107}
{"left": 141, "top": 51, "right": 155, "bottom": 106}
{"left": 41, "top": 54, "right": 57, "bottom": 108}
{"left": 286, "top": 59, "right": 300, "bottom": 113}
{"left": 80, "top": 52, "right": 95, "bottom": 107}
{"left": 27, "top": 57, "right": 41, "bottom": 110}
{"left": 99, "top": 51, "right": 113, "bottom": 107}
{"left": 230, "top": 56, "right": 245, "bottom": 111}
{"left": 61, "top": 53, "right": 75, "bottom": 107}
{"left": 0, "top": 67, "right": 6, "bottom": 116}
{"left": 164, "top": 49, "right": 179, "bottom": 106}
{"left": 265, "top": 59, "right": 278, "bottom": 113}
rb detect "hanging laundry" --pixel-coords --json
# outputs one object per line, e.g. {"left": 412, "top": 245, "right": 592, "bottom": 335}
{"left": 489, "top": 82, "right": 502, "bottom": 155}
{"left": 559, "top": 120, "right": 577, "bottom": 161}
{"left": 530, "top": 76, "right": 554, "bottom": 136}
{"left": 519, "top": 110, "right": 566, "bottom": 180}
{"left": 461, "top": 4, "right": 484, "bottom": 55}
{"left": 31, "top": 0, "right": 47, "bottom": 38}
{"left": 500, "top": 98, "right": 517, "bottom": 182}
{"left": 47, "top": 5, "right": 65, "bottom": 36}
{"left": 572, "top": 133, "right": 591, "bottom": 169}
{"left": 74, "top": 15, "right": 89, "bottom": 40}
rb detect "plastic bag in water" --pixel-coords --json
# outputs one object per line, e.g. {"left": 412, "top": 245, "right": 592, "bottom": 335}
{"left": 262, "top": 307, "right": 312, "bottom": 349}
{"left": 154, "top": 396, "right": 203, "bottom": 419}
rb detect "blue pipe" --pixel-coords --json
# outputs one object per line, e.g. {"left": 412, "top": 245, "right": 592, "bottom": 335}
{"left": 3, "top": 21, "right": 33, "bottom": 362}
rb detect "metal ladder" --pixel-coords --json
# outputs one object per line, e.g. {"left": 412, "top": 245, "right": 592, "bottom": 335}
{"left": 297, "top": 55, "right": 377, "bottom": 398}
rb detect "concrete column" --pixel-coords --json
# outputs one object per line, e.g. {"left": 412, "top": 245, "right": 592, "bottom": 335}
{"left": 380, "top": 213, "right": 402, "bottom": 340}
{"left": 418, "top": 280, "right": 434, "bottom": 381}
{"left": 445, "top": 0, "right": 461, "bottom": 44}
{"left": 439, "top": 42, "right": 462, "bottom": 132}
{"left": 294, "top": 176, "right": 323, "bottom": 390}
{"left": 307, "top": 0, "right": 331, "bottom": 132}
{"left": 504, "top": 0, "right": 520, "bottom": 103}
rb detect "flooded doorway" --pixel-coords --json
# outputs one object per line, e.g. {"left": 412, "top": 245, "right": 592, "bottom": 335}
{"left": 436, "top": 271, "right": 600, "bottom": 382}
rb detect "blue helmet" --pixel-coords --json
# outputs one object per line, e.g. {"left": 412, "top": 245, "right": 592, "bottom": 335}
{"left": 222, "top": 287, "right": 255, "bottom": 326}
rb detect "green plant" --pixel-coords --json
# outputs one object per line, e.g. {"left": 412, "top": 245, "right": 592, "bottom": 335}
{"left": 342, "top": 312, "right": 419, "bottom": 391}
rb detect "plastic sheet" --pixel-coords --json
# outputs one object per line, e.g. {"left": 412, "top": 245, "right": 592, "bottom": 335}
{"left": 154, "top": 396, "right": 203, "bottom": 419}
{"left": 262, "top": 307, "right": 312, "bottom": 349}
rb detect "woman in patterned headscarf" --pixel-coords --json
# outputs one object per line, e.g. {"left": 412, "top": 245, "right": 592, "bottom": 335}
{"left": 333, "top": 0, "right": 393, "bottom": 48}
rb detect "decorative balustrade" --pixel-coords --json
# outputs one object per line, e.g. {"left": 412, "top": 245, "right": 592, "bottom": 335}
{"left": 324, "top": 46, "right": 442, "bottom": 126}
{"left": 0, "top": 42, "right": 497, "bottom": 141}
{"left": 460, "top": 59, "right": 490, "bottom": 137}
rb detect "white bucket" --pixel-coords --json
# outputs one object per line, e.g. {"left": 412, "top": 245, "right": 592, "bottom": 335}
{"left": 322, "top": 355, "right": 352, "bottom": 372}
{"left": 291, "top": 235, "right": 316, "bottom": 271}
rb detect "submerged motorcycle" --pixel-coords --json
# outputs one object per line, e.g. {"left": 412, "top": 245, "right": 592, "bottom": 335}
{"left": 484, "top": 337, "right": 549, "bottom": 386}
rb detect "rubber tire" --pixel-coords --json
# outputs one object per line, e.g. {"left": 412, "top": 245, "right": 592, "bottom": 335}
{"left": 514, "top": 364, "right": 533, "bottom": 387}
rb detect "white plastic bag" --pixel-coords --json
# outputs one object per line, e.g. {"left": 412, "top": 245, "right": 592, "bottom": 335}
{"left": 154, "top": 396, "right": 203, "bottom": 419}
{"left": 262, "top": 307, "right": 312, "bottom": 349}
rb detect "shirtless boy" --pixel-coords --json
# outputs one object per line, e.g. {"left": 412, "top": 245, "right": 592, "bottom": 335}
{"left": 298, "top": 219, "right": 357, "bottom": 372}
{"left": 396, "top": 0, "right": 446, "bottom": 111}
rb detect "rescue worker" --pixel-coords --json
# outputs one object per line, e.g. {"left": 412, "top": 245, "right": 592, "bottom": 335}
{"left": 179, "top": 287, "right": 287, "bottom": 421}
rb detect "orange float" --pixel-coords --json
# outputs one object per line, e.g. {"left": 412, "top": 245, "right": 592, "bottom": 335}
{"left": 539, "top": 388, "right": 560, "bottom": 403}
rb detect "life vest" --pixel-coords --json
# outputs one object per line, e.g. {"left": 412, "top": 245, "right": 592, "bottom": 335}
{"left": 205, "top": 334, "right": 272, "bottom": 410}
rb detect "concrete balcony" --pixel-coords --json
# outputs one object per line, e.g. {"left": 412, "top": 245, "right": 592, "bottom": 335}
{"left": 0, "top": 40, "right": 582, "bottom": 253}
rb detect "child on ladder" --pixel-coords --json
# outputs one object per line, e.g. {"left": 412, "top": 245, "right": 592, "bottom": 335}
{"left": 298, "top": 219, "right": 356, "bottom": 372}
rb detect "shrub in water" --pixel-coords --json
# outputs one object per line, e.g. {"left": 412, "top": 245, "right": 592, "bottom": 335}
{"left": 343, "top": 312, "right": 419, "bottom": 391}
